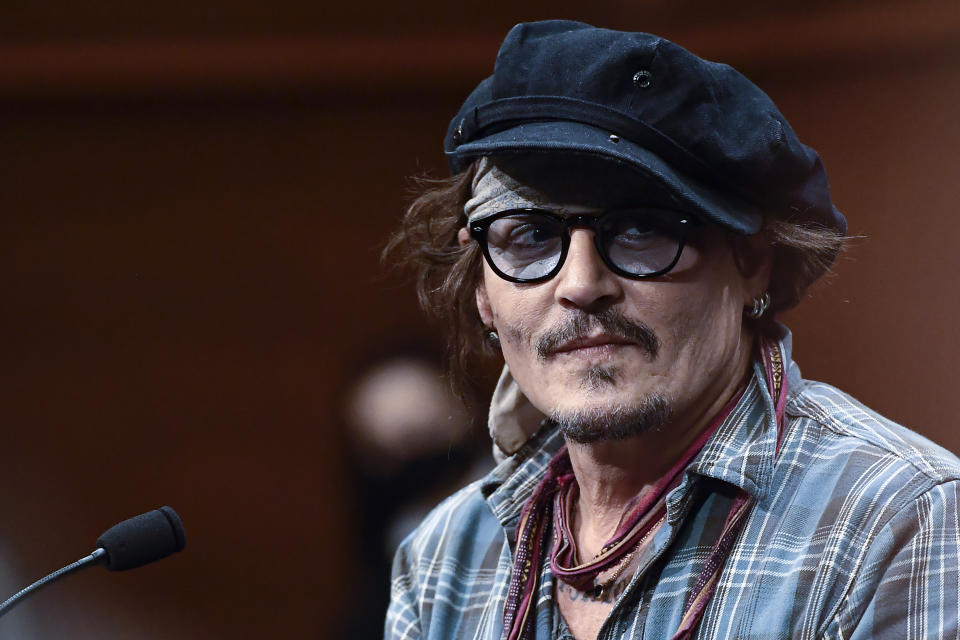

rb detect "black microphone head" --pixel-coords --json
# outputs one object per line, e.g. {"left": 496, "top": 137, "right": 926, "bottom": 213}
{"left": 96, "top": 506, "right": 186, "bottom": 571}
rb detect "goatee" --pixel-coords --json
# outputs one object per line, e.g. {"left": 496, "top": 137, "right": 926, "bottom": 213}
{"left": 551, "top": 394, "right": 671, "bottom": 444}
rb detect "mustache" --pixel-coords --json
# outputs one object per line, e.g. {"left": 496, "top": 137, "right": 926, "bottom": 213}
{"left": 535, "top": 309, "right": 660, "bottom": 361}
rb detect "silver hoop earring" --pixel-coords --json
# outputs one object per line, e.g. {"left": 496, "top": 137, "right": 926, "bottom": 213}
{"left": 745, "top": 292, "right": 771, "bottom": 319}
{"left": 486, "top": 329, "right": 501, "bottom": 347}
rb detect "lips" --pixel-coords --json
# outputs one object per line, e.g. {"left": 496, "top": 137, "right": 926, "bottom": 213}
{"left": 551, "top": 333, "right": 637, "bottom": 356}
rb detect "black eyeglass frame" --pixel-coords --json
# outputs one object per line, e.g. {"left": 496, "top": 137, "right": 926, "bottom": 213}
{"left": 469, "top": 208, "right": 699, "bottom": 284}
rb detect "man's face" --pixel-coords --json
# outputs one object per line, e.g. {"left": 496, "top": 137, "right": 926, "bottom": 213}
{"left": 473, "top": 214, "right": 766, "bottom": 443}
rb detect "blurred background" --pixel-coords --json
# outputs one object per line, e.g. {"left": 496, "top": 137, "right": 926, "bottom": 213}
{"left": 1, "top": 0, "right": 958, "bottom": 637}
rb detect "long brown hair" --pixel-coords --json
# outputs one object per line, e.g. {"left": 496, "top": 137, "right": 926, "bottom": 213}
{"left": 382, "top": 162, "right": 491, "bottom": 398}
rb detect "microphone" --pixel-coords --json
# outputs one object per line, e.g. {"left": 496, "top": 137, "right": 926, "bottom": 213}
{"left": 0, "top": 506, "right": 186, "bottom": 618}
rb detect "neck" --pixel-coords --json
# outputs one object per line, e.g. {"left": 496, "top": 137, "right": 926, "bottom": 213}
{"left": 564, "top": 337, "right": 754, "bottom": 558}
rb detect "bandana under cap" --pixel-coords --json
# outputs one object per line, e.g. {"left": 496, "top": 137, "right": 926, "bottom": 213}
{"left": 464, "top": 158, "right": 601, "bottom": 224}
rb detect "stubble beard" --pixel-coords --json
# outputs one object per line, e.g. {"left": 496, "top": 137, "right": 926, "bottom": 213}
{"left": 551, "top": 392, "right": 671, "bottom": 444}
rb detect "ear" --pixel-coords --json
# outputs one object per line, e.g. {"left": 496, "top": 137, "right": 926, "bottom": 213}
{"left": 475, "top": 280, "right": 495, "bottom": 328}
{"left": 731, "top": 233, "right": 774, "bottom": 305}
{"left": 460, "top": 226, "right": 496, "bottom": 327}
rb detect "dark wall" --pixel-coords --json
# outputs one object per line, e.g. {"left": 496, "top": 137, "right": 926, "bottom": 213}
{"left": 1, "top": 1, "right": 958, "bottom": 636}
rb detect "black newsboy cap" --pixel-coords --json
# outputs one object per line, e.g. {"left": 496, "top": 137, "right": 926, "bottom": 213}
{"left": 445, "top": 20, "right": 847, "bottom": 238}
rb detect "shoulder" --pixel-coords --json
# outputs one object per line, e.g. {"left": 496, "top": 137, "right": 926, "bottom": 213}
{"left": 786, "top": 380, "right": 960, "bottom": 485}
{"left": 388, "top": 475, "right": 512, "bottom": 640}
{"left": 392, "top": 424, "right": 562, "bottom": 588}
{"left": 395, "top": 477, "right": 505, "bottom": 568}
{"left": 781, "top": 381, "right": 960, "bottom": 537}
{"left": 738, "top": 378, "right": 960, "bottom": 637}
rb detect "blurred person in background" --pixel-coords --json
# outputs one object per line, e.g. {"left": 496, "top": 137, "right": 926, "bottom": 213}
{"left": 382, "top": 21, "right": 960, "bottom": 640}
{"left": 339, "top": 342, "right": 489, "bottom": 639}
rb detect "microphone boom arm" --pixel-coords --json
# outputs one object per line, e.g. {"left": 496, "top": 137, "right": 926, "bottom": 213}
{"left": 0, "top": 548, "right": 107, "bottom": 618}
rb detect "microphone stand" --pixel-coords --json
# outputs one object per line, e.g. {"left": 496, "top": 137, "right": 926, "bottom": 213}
{"left": 0, "top": 548, "right": 106, "bottom": 618}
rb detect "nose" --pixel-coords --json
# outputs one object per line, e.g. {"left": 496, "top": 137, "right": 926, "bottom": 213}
{"left": 553, "top": 228, "right": 622, "bottom": 311}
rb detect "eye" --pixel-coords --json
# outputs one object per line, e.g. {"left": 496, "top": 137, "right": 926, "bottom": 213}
{"left": 507, "top": 221, "right": 559, "bottom": 245}
{"left": 605, "top": 216, "right": 660, "bottom": 245}
{"left": 603, "top": 210, "right": 684, "bottom": 242}
{"left": 615, "top": 221, "right": 656, "bottom": 240}
{"left": 488, "top": 213, "right": 563, "bottom": 248}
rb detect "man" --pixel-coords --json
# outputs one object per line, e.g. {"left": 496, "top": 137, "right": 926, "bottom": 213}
{"left": 384, "top": 20, "right": 960, "bottom": 640}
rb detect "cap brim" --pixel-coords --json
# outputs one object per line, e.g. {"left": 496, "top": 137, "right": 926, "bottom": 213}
{"left": 449, "top": 121, "right": 763, "bottom": 234}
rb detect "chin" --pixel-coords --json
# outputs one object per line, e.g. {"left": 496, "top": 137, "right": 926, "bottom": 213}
{"left": 549, "top": 393, "right": 671, "bottom": 444}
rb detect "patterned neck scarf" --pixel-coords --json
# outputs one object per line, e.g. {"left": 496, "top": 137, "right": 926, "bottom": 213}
{"left": 502, "top": 339, "right": 788, "bottom": 640}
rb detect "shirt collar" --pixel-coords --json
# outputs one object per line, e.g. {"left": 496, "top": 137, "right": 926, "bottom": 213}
{"left": 481, "top": 423, "right": 565, "bottom": 545}
{"left": 676, "top": 328, "right": 802, "bottom": 510}
{"left": 681, "top": 366, "right": 778, "bottom": 504}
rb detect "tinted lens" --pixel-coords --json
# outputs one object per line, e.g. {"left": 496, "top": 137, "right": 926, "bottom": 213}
{"left": 600, "top": 210, "right": 685, "bottom": 276}
{"left": 485, "top": 212, "right": 564, "bottom": 281}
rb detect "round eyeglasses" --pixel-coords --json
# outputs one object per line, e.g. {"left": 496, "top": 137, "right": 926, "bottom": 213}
{"left": 469, "top": 208, "right": 698, "bottom": 284}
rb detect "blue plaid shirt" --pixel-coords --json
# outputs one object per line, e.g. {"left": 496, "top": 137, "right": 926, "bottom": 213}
{"left": 387, "top": 334, "right": 960, "bottom": 639}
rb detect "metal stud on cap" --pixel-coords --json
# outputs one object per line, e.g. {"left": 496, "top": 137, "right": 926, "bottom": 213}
{"left": 633, "top": 70, "right": 652, "bottom": 88}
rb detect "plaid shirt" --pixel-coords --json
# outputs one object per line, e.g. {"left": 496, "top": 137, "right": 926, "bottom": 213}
{"left": 387, "top": 334, "right": 960, "bottom": 639}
